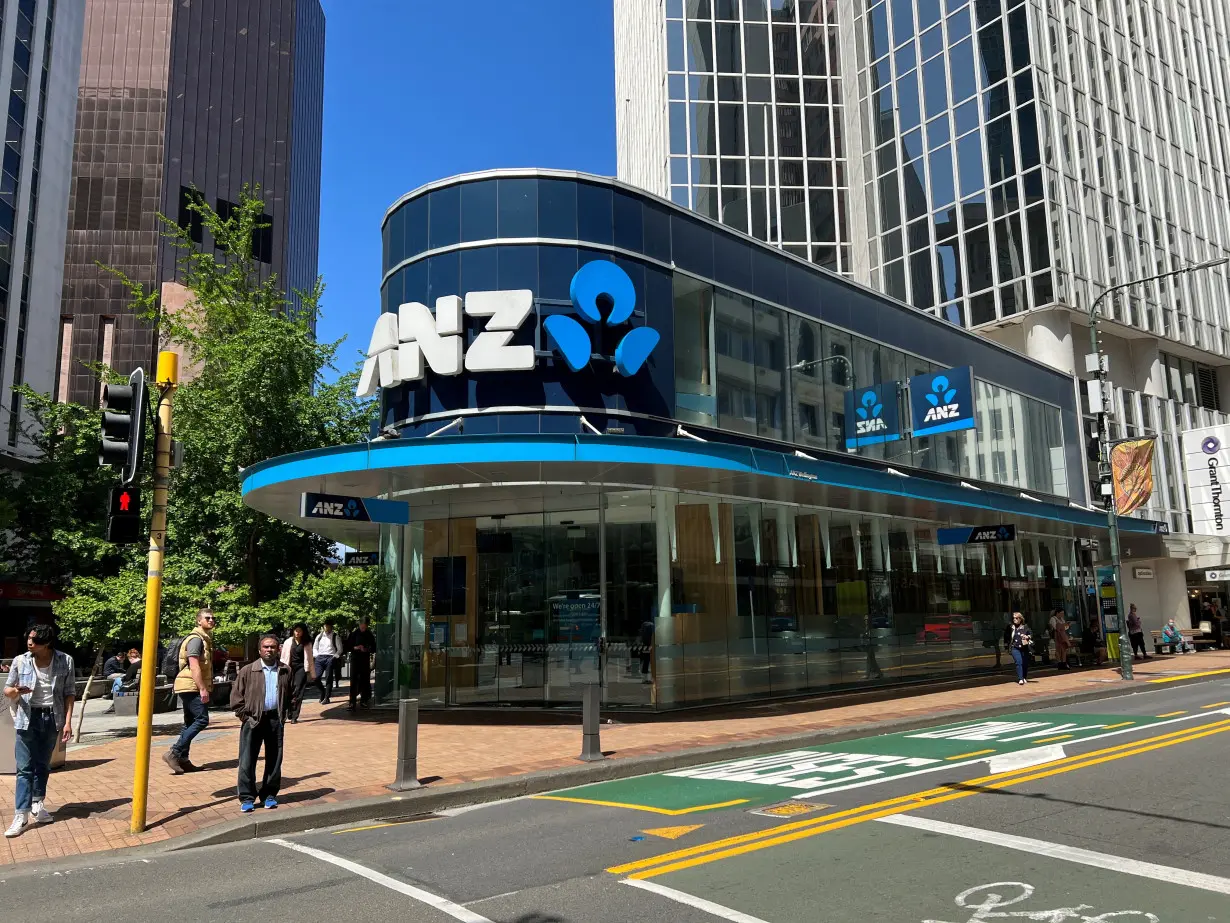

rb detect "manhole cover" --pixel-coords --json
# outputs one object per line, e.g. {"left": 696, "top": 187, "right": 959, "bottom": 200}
{"left": 749, "top": 800, "right": 831, "bottom": 818}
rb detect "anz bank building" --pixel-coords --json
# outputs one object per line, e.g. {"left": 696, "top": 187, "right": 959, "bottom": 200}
{"left": 242, "top": 170, "right": 1166, "bottom": 710}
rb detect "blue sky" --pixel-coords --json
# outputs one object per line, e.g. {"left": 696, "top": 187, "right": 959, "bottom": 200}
{"left": 315, "top": 1, "right": 616, "bottom": 378}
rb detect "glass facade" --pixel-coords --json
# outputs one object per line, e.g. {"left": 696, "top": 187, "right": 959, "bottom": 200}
{"left": 59, "top": 0, "right": 325, "bottom": 406}
{"left": 377, "top": 486, "right": 1083, "bottom": 709}
{"left": 854, "top": 0, "right": 1048, "bottom": 325}
{"left": 663, "top": 0, "right": 851, "bottom": 271}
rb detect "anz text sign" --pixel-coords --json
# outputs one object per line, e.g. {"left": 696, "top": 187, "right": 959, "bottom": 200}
{"left": 357, "top": 261, "right": 659, "bottom": 398}
{"left": 909, "top": 365, "right": 977, "bottom": 437}
{"left": 843, "top": 382, "right": 901, "bottom": 450}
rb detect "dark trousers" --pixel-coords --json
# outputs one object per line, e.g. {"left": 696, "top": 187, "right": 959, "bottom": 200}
{"left": 313, "top": 655, "right": 334, "bottom": 702}
{"left": 237, "top": 713, "right": 283, "bottom": 804}
{"left": 173, "top": 690, "right": 209, "bottom": 759}
{"left": 1129, "top": 631, "right": 1148, "bottom": 657}
{"left": 288, "top": 668, "right": 308, "bottom": 719}
{"left": 350, "top": 653, "right": 372, "bottom": 705}
{"left": 1010, "top": 647, "right": 1030, "bottom": 682}
{"left": 14, "top": 710, "right": 58, "bottom": 813}
{"left": 329, "top": 657, "right": 343, "bottom": 692}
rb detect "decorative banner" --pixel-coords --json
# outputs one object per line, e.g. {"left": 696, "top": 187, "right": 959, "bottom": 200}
{"left": 1110, "top": 437, "right": 1156, "bottom": 515}
{"left": 1180, "top": 424, "right": 1230, "bottom": 535}
{"left": 843, "top": 382, "right": 902, "bottom": 449}
{"left": 909, "top": 365, "right": 977, "bottom": 437}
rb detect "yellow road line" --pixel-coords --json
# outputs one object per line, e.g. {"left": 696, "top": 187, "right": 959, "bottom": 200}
{"left": 1201, "top": 701, "right": 1230, "bottom": 709}
{"left": 1101, "top": 721, "right": 1135, "bottom": 729}
{"left": 333, "top": 822, "right": 403, "bottom": 835}
{"left": 533, "top": 795, "right": 749, "bottom": 816}
{"left": 1032, "top": 734, "right": 1074, "bottom": 743}
{"left": 946, "top": 749, "right": 996, "bottom": 760}
{"left": 624, "top": 721, "right": 1230, "bottom": 879}
{"left": 1156, "top": 710, "right": 1188, "bottom": 717}
{"left": 607, "top": 718, "right": 1230, "bottom": 877}
{"left": 1148, "top": 668, "right": 1230, "bottom": 684}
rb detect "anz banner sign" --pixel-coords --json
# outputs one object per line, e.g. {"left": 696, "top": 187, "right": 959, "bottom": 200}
{"left": 843, "top": 382, "right": 902, "bottom": 450}
{"left": 909, "top": 365, "right": 977, "bottom": 437}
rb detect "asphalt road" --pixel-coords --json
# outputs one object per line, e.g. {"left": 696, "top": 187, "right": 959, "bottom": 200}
{"left": 3, "top": 673, "right": 1229, "bottom": 923}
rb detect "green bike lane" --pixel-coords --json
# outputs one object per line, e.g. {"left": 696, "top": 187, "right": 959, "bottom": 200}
{"left": 536, "top": 711, "right": 1173, "bottom": 816}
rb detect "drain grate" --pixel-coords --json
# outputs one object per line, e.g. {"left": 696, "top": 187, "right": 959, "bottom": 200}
{"left": 749, "top": 800, "right": 831, "bottom": 818}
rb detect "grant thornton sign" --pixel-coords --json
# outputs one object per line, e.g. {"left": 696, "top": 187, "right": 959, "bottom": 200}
{"left": 1181, "top": 424, "right": 1230, "bottom": 535}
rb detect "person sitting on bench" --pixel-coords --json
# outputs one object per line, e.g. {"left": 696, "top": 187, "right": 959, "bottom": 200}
{"left": 1160, "top": 619, "right": 1193, "bottom": 654}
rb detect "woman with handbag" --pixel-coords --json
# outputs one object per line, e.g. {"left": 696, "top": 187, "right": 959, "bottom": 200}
{"left": 1008, "top": 611, "right": 1033, "bottom": 686}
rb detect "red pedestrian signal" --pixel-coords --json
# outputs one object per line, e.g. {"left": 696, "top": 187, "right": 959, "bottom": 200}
{"left": 108, "top": 486, "right": 143, "bottom": 543}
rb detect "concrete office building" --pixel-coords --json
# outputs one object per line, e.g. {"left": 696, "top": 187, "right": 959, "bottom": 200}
{"left": 0, "top": 0, "right": 84, "bottom": 461}
{"left": 57, "top": 0, "right": 324, "bottom": 407}
{"left": 615, "top": 0, "right": 1230, "bottom": 630}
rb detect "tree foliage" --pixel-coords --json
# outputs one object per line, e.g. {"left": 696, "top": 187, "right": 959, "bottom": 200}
{"left": 21, "top": 188, "right": 382, "bottom": 650}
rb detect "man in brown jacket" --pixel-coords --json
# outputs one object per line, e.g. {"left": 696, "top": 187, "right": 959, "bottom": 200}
{"left": 230, "top": 633, "right": 290, "bottom": 813}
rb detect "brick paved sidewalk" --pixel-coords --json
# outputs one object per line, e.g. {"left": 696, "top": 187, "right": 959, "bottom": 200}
{"left": 3, "top": 651, "right": 1228, "bottom": 866}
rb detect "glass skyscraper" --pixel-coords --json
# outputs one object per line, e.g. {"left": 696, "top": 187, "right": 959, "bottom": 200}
{"left": 616, "top": 0, "right": 1230, "bottom": 628}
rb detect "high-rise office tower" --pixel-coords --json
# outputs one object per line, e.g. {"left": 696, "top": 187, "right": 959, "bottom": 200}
{"left": 57, "top": 0, "right": 325, "bottom": 407}
{"left": 617, "top": 0, "right": 853, "bottom": 273}
{"left": 617, "top": 0, "right": 1230, "bottom": 615}
{"left": 0, "top": 0, "right": 85, "bottom": 460}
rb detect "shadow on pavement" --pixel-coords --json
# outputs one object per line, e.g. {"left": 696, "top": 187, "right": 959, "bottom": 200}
{"left": 54, "top": 798, "right": 129, "bottom": 820}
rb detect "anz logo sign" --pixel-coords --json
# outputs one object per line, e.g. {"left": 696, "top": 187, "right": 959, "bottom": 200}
{"left": 921, "top": 375, "right": 961, "bottom": 423}
{"left": 843, "top": 382, "right": 900, "bottom": 450}
{"left": 909, "top": 365, "right": 976, "bottom": 437}
{"left": 357, "top": 261, "right": 658, "bottom": 398}
{"left": 855, "top": 391, "right": 889, "bottom": 436}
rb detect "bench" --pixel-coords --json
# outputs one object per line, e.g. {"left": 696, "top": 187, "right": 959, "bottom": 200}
{"left": 112, "top": 684, "right": 176, "bottom": 715}
{"left": 1151, "top": 628, "right": 1215, "bottom": 654}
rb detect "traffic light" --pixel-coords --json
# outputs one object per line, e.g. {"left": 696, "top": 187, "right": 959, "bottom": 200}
{"left": 100, "top": 368, "right": 147, "bottom": 485}
{"left": 107, "top": 486, "right": 143, "bottom": 544}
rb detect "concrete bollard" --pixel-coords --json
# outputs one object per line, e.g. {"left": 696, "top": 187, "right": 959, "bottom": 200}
{"left": 388, "top": 698, "right": 421, "bottom": 790}
{"left": 578, "top": 683, "right": 605, "bottom": 762}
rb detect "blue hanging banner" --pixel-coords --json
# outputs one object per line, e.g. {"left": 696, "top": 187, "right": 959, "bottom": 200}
{"left": 909, "top": 365, "right": 977, "bottom": 437}
{"left": 843, "top": 382, "right": 902, "bottom": 449}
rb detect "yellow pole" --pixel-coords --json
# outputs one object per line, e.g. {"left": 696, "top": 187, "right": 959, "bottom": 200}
{"left": 130, "top": 351, "right": 179, "bottom": 834}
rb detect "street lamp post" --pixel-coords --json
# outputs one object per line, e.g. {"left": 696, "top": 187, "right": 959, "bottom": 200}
{"left": 1086, "top": 256, "right": 1230, "bottom": 681}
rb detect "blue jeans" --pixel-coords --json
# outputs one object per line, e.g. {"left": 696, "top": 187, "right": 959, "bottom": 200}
{"left": 173, "top": 690, "right": 210, "bottom": 759}
{"left": 1010, "top": 647, "right": 1030, "bottom": 682}
{"left": 111, "top": 676, "right": 125, "bottom": 697}
{"left": 15, "top": 710, "right": 58, "bottom": 813}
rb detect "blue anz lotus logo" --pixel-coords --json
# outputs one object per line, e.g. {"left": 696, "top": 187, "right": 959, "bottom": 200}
{"left": 855, "top": 389, "right": 888, "bottom": 436}
{"left": 543, "top": 261, "right": 660, "bottom": 376}
{"left": 922, "top": 374, "right": 961, "bottom": 423}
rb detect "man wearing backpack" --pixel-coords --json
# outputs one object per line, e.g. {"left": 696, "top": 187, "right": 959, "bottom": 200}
{"left": 164, "top": 609, "right": 215, "bottom": 774}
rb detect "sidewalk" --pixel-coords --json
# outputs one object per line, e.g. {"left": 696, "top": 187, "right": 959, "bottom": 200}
{"left": 4, "top": 652, "right": 1229, "bottom": 866}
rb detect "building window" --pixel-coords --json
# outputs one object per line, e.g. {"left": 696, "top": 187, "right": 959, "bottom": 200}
{"left": 55, "top": 316, "right": 71, "bottom": 402}
{"left": 179, "top": 187, "right": 205, "bottom": 243}
{"left": 115, "top": 177, "right": 145, "bottom": 231}
{"left": 72, "top": 175, "right": 104, "bottom": 230}
{"left": 1161, "top": 351, "right": 1221, "bottom": 411}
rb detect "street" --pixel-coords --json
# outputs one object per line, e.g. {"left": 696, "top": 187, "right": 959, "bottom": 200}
{"left": 2, "top": 677, "right": 1228, "bottom": 922}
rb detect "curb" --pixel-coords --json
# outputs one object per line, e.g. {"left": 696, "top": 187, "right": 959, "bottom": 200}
{"left": 164, "top": 669, "right": 1222, "bottom": 852}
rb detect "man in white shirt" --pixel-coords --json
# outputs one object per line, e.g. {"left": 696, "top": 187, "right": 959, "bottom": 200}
{"left": 313, "top": 619, "right": 341, "bottom": 705}
{"left": 4, "top": 625, "right": 76, "bottom": 838}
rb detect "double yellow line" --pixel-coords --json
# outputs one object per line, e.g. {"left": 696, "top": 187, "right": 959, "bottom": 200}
{"left": 608, "top": 717, "right": 1230, "bottom": 880}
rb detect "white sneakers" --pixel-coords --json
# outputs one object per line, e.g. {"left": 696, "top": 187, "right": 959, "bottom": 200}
{"left": 3, "top": 804, "right": 51, "bottom": 838}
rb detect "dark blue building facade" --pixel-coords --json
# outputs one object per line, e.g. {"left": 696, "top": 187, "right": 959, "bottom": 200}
{"left": 244, "top": 171, "right": 1165, "bottom": 710}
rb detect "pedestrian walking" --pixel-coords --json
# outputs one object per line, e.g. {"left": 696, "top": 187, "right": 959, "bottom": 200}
{"left": 231, "top": 633, "right": 290, "bottom": 813}
{"left": 279, "top": 623, "right": 315, "bottom": 723}
{"left": 346, "top": 618, "right": 377, "bottom": 710}
{"left": 1126, "top": 603, "right": 1150, "bottom": 660}
{"left": 165, "top": 609, "right": 215, "bottom": 775}
{"left": 1007, "top": 611, "right": 1033, "bottom": 686}
{"left": 313, "top": 619, "right": 341, "bottom": 705}
{"left": 4, "top": 625, "right": 76, "bottom": 838}
{"left": 1048, "top": 608, "right": 1072, "bottom": 670}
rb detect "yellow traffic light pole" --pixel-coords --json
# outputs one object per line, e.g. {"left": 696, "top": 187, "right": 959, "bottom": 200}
{"left": 130, "top": 351, "right": 179, "bottom": 834}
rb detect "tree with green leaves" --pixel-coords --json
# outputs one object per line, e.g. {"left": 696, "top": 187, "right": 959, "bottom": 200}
{"left": 39, "top": 188, "right": 381, "bottom": 651}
